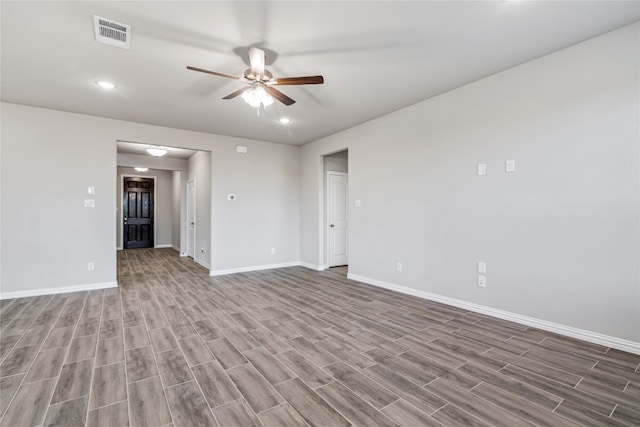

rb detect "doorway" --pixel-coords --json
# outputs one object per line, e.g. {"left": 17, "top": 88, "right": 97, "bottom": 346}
{"left": 324, "top": 149, "right": 349, "bottom": 269}
{"left": 186, "top": 179, "right": 196, "bottom": 258}
{"left": 123, "top": 177, "right": 155, "bottom": 249}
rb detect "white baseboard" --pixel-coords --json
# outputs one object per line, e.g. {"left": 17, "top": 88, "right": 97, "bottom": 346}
{"left": 210, "top": 262, "right": 300, "bottom": 277}
{"left": 194, "top": 258, "right": 211, "bottom": 270}
{"left": 154, "top": 244, "right": 173, "bottom": 249}
{"left": 117, "top": 247, "right": 123, "bottom": 251}
{"left": 300, "top": 262, "right": 326, "bottom": 271}
{"left": 347, "top": 273, "right": 640, "bottom": 355}
{"left": 0, "top": 281, "right": 118, "bottom": 300}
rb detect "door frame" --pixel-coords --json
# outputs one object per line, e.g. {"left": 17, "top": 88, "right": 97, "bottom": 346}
{"left": 325, "top": 171, "right": 349, "bottom": 269}
{"left": 318, "top": 149, "right": 350, "bottom": 270}
{"left": 119, "top": 174, "right": 157, "bottom": 250}
{"left": 186, "top": 178, "right": 196, "bottom": 259}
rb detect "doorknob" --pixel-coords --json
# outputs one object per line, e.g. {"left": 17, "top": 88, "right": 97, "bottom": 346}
{"left": 330, "top": 224, "right": 335, "bottom": 228}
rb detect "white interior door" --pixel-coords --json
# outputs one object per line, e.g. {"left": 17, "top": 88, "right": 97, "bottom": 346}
{"left": 328, "top": 172, "right": 348, "bottom": 267}
{"left": 187, "top": 179, "right": 195, "bottom": 258}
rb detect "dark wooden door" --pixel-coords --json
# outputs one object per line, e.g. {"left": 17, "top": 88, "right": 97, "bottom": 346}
{"left": 123, "top": 177, "right": 154, "bottom": 249}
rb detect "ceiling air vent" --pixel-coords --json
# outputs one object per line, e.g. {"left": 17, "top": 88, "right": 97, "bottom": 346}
{"left": 93, "top": 16, "right": 130, "bottom": 49}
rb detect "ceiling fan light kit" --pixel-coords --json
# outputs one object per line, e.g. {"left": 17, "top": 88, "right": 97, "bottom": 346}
{"left": 241, "top": 84, "right": 274, "bottom": 110}
{"left": 187, "top": 46, "right": 324, "bottom": 112}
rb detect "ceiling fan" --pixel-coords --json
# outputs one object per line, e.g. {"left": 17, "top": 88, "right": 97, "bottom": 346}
{"left": 187, "top": 46, "right": 324, "bottom": 109}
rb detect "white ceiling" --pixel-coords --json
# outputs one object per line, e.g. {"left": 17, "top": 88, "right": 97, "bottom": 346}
{"left": 2, "top": 2, "right": 638, "bottom": 146}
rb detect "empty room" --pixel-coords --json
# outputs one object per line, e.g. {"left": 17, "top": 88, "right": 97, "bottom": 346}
{"left": 1, "top": 1, "right": 639, "bottom": 426}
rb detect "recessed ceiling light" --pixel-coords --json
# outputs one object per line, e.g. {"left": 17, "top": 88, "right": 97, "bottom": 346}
{"left": 146, "top": 147, "right": 168, "bottom": 157}
{"left": 96, "top": 80, "right": 116, "bottom": 89}
{"left": 134, "top": 167, "right": 148, "bottom": 172}
{"left": 279, "top": 117, "right": 291, "bottom": 124}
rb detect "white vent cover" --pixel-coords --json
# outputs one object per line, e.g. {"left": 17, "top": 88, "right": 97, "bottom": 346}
{"left": 93, "top": 16, "right": 130, "bottom": 49}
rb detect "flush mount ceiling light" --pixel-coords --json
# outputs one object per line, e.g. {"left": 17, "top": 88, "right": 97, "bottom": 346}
{"left": 146, "top": 147, "right": 168, "bottom": 157}
{"left": 279, "top": 117, "right": 291, "bottom": 124}
{"left": 134, "top": 167, "right": 148, "bottom": 172}
{"left": 95, "top": 80, "right": 116, "bottom": 89}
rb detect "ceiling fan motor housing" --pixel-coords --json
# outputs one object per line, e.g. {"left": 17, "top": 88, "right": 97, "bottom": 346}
{"left": 244, "top": 68, "right": 273, "bottom": 82}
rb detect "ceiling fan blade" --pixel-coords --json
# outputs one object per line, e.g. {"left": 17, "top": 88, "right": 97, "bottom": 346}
{"left": 222, "top": 86, "right": 251, "bottom": 100}
{"left": 265, "top": 86, "right": 295, "bottom": 106}
{"left": 248, "top": 46, "right": 266, "bottom": 80}
{"left": 187, "top": 66, "right": 240, "bottom": 80}
{"left": 270, "top": 76, "right": 324, "bottom": 86}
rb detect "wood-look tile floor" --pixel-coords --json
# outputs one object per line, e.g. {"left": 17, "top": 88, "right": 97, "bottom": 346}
{"left": 1, "top": 248, "right": 639, "bottom": 427}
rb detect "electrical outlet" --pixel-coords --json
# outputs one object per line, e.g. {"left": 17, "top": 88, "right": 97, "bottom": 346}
{"left": 88, "top": 262, "right": 95, "bottom": 271}
{"left": 396, "top": 262, "right": 403, "bottom": 272}
{"left": 271, "top": 248, "right": 276, "bottom": 254}
{"left": 478, "top": 275, "right": 486, "bottom": 288}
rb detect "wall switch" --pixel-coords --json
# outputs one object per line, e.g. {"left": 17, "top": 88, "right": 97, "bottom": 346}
{"left": 478, "top": 261, "right": 486, "bottom": 274}
{"left": 505, "top": 160, "right": 515, "bottom": 172}
{"left": 396, "top": 262, "right": 403, "bottom": 272}
{"left": 84, "top": 199, "right": 95, "bottom": 208}
{"left": 355, "top": 200, "right": 361, "bottom": 208}
{"left": 87, "top": 262, "right": 95, "bottom": 271}
{"left": 271, "top": 248, "right": 276, "bottom": 255}
{"left": 477, "top": 163, "right": 486, "bottom": 176}
{"left": 227, "top": 194, "right": 236, "bottom": 201}
{"left": 88, "top": 186, "right": 95, "bottom": 194}
{"left": 236, "top": 145, "right": 248, "bottom": 154}
{"left": 478, "top": 275, "right": 486, "bottom": 288}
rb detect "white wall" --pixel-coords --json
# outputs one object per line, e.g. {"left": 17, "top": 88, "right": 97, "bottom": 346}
{"left": 1, "top": 103, "right": 301, "bottom": 296}
{"left": 324, "top": 150, "right": 349, "bottom": 174}
{"left": 116, "top": 167, "right": 174, "bottom": 249}
{"left": 300, "top": 23, "right": 639, "bottom": 345}
{"left": 188, "top": 151, "right": 212, "bottom": 269}
{"left": 1, "top": 105, "right": 118, "bottom": 294}
{"left": 211, "top": 142, "right": 300, "bottom": 273}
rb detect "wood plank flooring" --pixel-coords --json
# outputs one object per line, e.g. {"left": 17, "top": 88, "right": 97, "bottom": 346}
{"left": 1, "top": 248, "right": 639, "bottom": 426}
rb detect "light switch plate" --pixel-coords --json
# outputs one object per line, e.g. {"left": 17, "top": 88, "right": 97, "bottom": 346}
{"left": 478, "top": 163, "right": 486, "bottom": 176}
{"left": 88, "top": 186, "right": 95, "bottom": 194}
{"left": 84, "top": 199, "right": 95, "bottom": 208}
{"left": 505, "top": 160, "right": 515, "bottom": 172}
{"left": 478, "top": 261, "right": 486, "bottom": 274}
{"left": 355, "top": 200, "right": 361, "bottom": 208}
